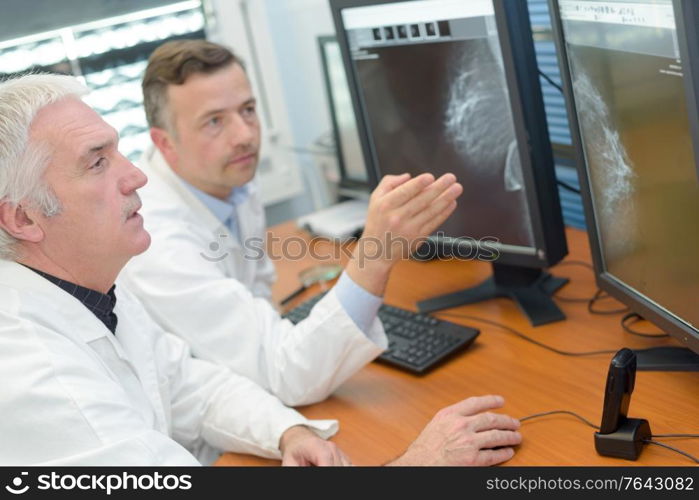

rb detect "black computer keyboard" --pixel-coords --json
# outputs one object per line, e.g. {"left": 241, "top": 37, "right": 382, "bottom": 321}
{"left": 283, "top": 292, "right": 480, "bottom": 374}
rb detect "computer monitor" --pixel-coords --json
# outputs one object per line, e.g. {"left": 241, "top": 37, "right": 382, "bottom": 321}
{"left": 317, "top": 35, "right": 373, "bottom": 193}
{"left": 330, "top": 0, "right": 569, "bottom": 326}
{"left": 550, "top": 0, "right": 699, "bottom": 369}
{"left": 674, "top": 0, "right": 699, "bottom": 183}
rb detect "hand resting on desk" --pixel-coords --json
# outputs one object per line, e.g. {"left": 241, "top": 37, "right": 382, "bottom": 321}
{"left": 280, "top": 425, "right": 352, "bottom": 466}
{"left": 389, "top": 395, "right": 522, "bottom": 466}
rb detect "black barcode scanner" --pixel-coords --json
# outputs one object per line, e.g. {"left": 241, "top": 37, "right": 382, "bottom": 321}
{"left": 594, "top": 348, "right": 652, "bottom": 460}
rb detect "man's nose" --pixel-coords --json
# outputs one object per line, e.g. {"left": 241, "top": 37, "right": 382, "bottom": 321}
{"left": 119, "top": 160, "right": 148, "bottom": 194}
{"left": 229, "top": 114, "right": 255, "bottom": 147}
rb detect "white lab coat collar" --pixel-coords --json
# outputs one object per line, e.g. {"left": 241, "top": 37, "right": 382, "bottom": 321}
{"left": 0, "top": 260, "right": 114, "bottom": 346}
{"left": 139, "top": 147, "right": 225, "bottom": 237}
{"left": 138, "top": 147, "right": 260, "bottom": 251}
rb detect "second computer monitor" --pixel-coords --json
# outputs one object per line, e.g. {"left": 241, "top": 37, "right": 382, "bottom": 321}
{"left": 331, "top": 0, "right": 568, "bottom": 325}
{"left": 318, "top": 35, "right": 372, "bottom": 191}
{"left": 550, "top": 0, "right": 699, "bottom": 363}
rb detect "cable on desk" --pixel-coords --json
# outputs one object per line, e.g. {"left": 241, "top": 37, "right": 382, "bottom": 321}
{"left": 652, "top": 433, "right": 699, "bottom": 439}
{"left": 587, "top": 289, "right": 629, "bottom": 315}
{"left": 520, "top": 414, "right": 699, "bottom": 439}
{"left": 643, "top": 440, "right": 699, "bottom": 464}
{"left": 550, "top": 262, "right": 621, "bottom": 311}
{"left": 554, "top": 260, "right": 594, "bottom": 271}
{"left": 621, "top": 312, "right": 669, "bottom": 338}
{"left": 519, "top": 410, "right": 599, "bottom": 430}
{"left": 435, "top": 311, "right": 618, "bottom": 357}
{"left": 553, "top": 261, "right": 597, "bottom": 303}
{"left": 555, "top": 289, "right": 599, "bottom": 304}
{"left": 519, "top": 412, "right": 699, "bottom": 464}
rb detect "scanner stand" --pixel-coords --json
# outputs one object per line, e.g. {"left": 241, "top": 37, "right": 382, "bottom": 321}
{"left": 594, "top": 418, "right": 652, "bottom": 461}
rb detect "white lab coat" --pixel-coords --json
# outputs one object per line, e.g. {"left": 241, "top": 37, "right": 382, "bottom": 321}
{"left": 0, "top": 260, "right": 336, "bottom": 466}
{"left": 122, "top": 148, "right": 387, "bottom": 406}
{"left": 144, "top": 148, "right": 277, "bottom": 299}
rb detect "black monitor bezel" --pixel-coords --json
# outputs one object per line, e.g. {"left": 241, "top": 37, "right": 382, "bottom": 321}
{"left": 317, "top": 35, "right": 374, "bottom": 191}
{"left": 549, "top": 0, "right": 699, "bottom": 355}
{"left": 329, "top": 0, "right": 567, "bottom": 268}
{"left": 674, "top": 0, "right": 699, "bottom": 183}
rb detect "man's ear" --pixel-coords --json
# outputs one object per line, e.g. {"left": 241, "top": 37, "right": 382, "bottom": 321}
{"left": 150, "top": 127, "right": 178, "bottom": 168}
{"left": 0, "top": 202, "right": 45, "bottom": 243}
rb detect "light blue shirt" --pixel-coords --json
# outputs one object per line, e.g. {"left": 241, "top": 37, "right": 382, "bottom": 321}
{"left": 185, "top": 182, "right": 251, "bottom": 243}
{"left": 183, "top": 181, "right": 383, "bottom": 334}
{"left": 333, "top": 271, "right": 383, "bottom": 334}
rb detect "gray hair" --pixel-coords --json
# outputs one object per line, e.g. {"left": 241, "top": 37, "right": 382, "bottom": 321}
{"left": 0, "top": 73, "right": 88, "bottom": 260}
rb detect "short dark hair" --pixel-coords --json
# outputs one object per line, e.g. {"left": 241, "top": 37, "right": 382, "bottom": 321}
{"left": 142, "top": 39, "right": 241, "bottom": 131}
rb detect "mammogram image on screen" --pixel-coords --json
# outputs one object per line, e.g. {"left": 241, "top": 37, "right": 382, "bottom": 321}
{"left": 567, "top": 42, "right": 699, "bottom": 327}
{"left": 353, "top": 35, "right": 535, "bottom": 248}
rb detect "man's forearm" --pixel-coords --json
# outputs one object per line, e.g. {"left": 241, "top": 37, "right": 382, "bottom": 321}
{"left": 344, "top": 254, "right": 393, "bottom": 297}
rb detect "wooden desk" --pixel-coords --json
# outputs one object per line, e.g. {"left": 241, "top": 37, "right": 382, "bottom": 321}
{"left": 216, "top": 223, "right": 699, "bottom": 466}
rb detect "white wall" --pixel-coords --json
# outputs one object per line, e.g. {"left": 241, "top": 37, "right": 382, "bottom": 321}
{"left": 206, "top": 0, "right": 344, "bottom": 225}
{"left": 261, "top": 0, "right": 343, "bottom": 224}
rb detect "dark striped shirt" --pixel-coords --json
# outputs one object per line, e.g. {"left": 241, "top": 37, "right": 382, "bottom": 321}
{"left": 23, "top": 265, "right": 118, "bottom": 334}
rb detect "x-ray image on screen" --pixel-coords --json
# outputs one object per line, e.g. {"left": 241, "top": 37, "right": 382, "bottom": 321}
{"left": 571, "top": 66, "right": 639, "bottom": 260}
{"left": 347, "top": 13, "right": 535, "bottom": 248}
{"left": 444, "top": 38, "right": 526, "bottom": 194}
{"left": 561, "top": 0, "right": 699, "bottom": 327}
{"left": 334, "top": 0, "right": 568, "bottom": 324}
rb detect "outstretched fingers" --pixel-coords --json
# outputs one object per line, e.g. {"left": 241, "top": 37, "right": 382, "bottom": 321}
{"left": 412, "top": 183, "right": 463, "bottom": 234}
{"left": 402, "top": 173, "right": 459, "bottom": 219}
{"left": 373, "top": 173, "right": 412, "bottom": 198}
{"left": 379, "top": 173, "right": 435, "bottom": 210}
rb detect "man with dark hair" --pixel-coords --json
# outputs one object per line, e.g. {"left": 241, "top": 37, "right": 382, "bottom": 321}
{"left": 123, "top": 39, "right": 445, "bottom": 406}
{"left": 141, "top": 40, "right": 237, "bottom": 138}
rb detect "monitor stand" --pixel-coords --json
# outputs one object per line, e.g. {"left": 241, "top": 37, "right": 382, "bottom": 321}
{"left": 634, "top": 346, "right": 699, "bottom": 372}
{"left": 416, "top": 262, "right": 569, "bottom": 326}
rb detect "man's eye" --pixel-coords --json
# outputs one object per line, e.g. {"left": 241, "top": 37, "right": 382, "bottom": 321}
{"left": 208, "top": 116, "right": 222, "bottom": 127}
{"left": 243, "top": 106, "right": 256, "bottom": 117}
{"left": 91, "top": 157, "right": 108, "bottom": 170}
